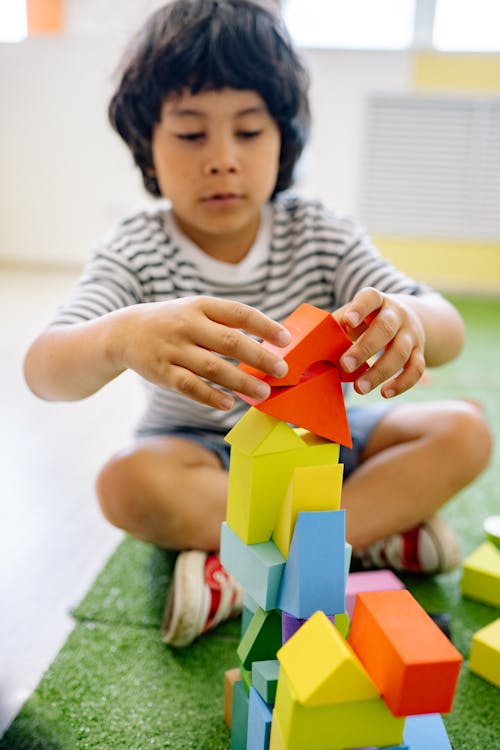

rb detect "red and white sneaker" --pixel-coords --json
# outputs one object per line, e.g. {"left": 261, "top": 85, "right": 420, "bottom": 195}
{"left": 162, "top": 550, "right": 243, "bottom": 647}
{"left": 352, "top": 515, "right": 461, "bottom": 575}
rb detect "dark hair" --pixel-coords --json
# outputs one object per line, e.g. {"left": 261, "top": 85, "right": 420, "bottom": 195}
{"left": 108, "top": 0, "right": 310, "bottom": 198}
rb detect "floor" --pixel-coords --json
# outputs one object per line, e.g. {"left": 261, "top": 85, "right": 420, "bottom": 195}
{"left": 0, "top": 268, "right": 144, "bottom": 735}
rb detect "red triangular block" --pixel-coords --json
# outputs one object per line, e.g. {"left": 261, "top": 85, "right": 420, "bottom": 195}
{"left": 240, "top": 362, "right": 352, "bottom": 447}
{"left": 239, "top": 303, "right": 366, "bottom": 385}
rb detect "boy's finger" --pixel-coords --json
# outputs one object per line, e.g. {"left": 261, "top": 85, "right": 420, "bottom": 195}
{"left": 341, "top": 287, "right": 384, "bottom": 329}
{"left": 195, "top": 321, "right": 288, "bottom": 380}
{"left": 203, "top": 298, "right": 291, "bottom": 348}
{"left": 341, "top": 306, "right": 399, "bottom": 373}
{"left": 180, "top": 346, "right": 273, "bottom": 402}
{"left": 168, "top": 363, "right": 236, "bottom": 411}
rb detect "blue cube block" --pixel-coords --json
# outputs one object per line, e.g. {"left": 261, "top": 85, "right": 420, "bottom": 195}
{"left": 403, "top": 713, "right": 452, "bottom": 749}
{"left": 277, "top": 510, "right": 346, "bottom": 618}
{"left": 247, "top": 686, "right": 273, "bottom": 750}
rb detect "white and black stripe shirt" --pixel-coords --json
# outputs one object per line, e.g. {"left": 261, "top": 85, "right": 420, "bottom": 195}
{"left": 50, "top": 193, "right": 430, "bottom": 436}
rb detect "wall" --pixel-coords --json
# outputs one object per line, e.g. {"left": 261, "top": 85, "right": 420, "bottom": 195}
{"left": 0, "top": 3, "right": 498, "bottom": 292}
{"left": 0, "top": 36, "right": 410, "bottom": 267}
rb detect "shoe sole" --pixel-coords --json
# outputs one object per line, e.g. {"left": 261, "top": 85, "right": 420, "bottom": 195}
{"left": 161, "top": 550, "right": 210, "bottom": 647}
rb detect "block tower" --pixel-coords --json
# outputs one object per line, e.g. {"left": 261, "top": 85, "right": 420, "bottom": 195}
{"left": 220, "top": 304, "right": 463, "bottom": 750}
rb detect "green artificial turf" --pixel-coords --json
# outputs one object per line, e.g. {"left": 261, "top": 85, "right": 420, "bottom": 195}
{"left": 1, "top": 296, "right": 499, "bottom": 750}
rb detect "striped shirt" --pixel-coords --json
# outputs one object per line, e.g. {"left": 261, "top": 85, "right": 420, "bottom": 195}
{"left": 51, "top": 193, "right": 430, "bottom": 436}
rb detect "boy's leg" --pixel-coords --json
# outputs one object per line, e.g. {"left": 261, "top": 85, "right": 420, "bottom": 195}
{"left": 342, "top": 400, "right": 492, "bottom": 554}
{"left": 95, "top": 435, "right": 229, "bottom": 550}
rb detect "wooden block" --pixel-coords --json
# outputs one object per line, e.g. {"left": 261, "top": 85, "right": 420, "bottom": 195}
{"left": 220, "top": 522, "right": 286, "bottom": 611}
{"left": 273, "top": 669, "right": 405, "bottom": 750}
{"left": 252, "top": 660, "right": 280, "bottom": 705}
{"left": 272, "top": 464, "right": 343, "bottom": 557}
{"left": 238, "top": 302, "right": 367, "bottom": 386}
{"left": 461, "top": 541, "right": 500, "bottom": 608}
{"left": 403, "top": 713, "right": 452, "bottom": 749}
{"left": 247, "top": 686, "right": 273, "bottom": 750}
{"left": 345, "top": 569, "right": 405, "bottom": 619}
{"left": 237, "top": 607, "right": 283, "bottom": 671}
{"left": 469, "top": 616, "right": 500, "bottom": 687}
{"left": 238, "top": 656, "right": 253, "bottom": 694}
{"left": 231, "top": 679, "right": 250, "bottom": 750}
{"left": 348, "top": 590, "right": 463, "bottom": 716}
{"left": 277, "top": 511, "right": 347, "bottom": 618}
{"left": 224, "top": 668, "right": 243, "bottom": 728}
{"left": 281, "top": 611, "right": 336, "bottom": 643}
{"left": 334, "top": 612, "right": 350, "bottom": 639}
{"left": 239, "top": 362, "right": 352, "bottom": 447}
{"left": 277, "top": 610, "right": 379, "bottom": 707}
{"left": 225, "top": 407, "right": 305, "bottom": 456}
{"left": 226, "top": 438, "right": 341, "bottom": 545}
{"left": 242, "top": 592, "right": 259, "bottom": 638}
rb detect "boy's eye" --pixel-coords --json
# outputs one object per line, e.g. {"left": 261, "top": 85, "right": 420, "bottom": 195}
{"left": 238, "top": 130, "right": 262, "bottom": 139}
{"left": 177, "top": 133, "right": 204, "bottom": 141}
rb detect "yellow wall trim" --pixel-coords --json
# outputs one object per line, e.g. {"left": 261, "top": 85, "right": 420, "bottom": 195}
{"left": 414, "top": 53, "right": 500, "bottom": 92}
{"left": 373, "top": 236, "right": 500, "bottom": 295}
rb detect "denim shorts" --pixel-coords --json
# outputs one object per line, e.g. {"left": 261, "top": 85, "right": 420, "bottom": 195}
{"left": 140, "top": 403, "right": 390, "bottom": 479}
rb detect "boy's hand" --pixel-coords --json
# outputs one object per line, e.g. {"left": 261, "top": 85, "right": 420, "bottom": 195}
{"left": 115, "top": 296, "right": 291, "bottom": 410}
{"left": 335, "top": 287, "right": 426, "bottom": 398}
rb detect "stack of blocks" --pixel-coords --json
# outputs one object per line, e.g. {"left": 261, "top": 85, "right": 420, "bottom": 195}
{"left": 220, "top": 304, "right": 463, "bottom": 750}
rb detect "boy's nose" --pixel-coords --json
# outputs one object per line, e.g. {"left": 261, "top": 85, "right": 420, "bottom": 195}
{"left": 204, "top": 140, "right": 240, "bottom": 175}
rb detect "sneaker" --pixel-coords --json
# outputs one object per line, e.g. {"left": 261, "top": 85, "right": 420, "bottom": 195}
{"left": 162, "top": 550, "right": 243, "bottom": 647}
{"left": 351, "top": 515, "right": 461, "bottom": 575}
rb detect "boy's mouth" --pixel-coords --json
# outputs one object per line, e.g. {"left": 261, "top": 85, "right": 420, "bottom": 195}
{"left": 202, "top": 192, "right": 243, "bottom": 204}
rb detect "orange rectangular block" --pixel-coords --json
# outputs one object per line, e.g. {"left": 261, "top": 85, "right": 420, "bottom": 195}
{"left": 348, "top": 589, "right": 463, "bottom": 717}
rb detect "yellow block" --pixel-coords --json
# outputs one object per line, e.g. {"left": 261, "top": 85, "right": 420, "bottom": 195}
{"left": 277, "top": 611, "right": 378, "bottom": 707}
{"left": 225, "top": 407, "right": 304, "bottom": 456}
{"left": 226, "top": 438, "right": 340, "bottom": 545}
{"left": 469, "top": 617, "right": 500, "bottom": 688}
{"left": 373, "top": 236, "right": 500, "bottom": 294}
{"left": 272, "top": 670, "right": 405, "bottom": 750}
{"left": 461, "top": 541, "right": 500, "bottom": 608}
{"left": 414, "top": 52, "right": 500, "bottom": 93}
{"left": 272, "top": 463, "right": 343, "bottom": 557}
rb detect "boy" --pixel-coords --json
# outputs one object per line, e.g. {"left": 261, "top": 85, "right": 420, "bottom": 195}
{"left": 24, "top": 0, "right": 492, "bottom": 646}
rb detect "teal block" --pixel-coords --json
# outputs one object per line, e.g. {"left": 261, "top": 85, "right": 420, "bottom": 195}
{"left": 221, "top": 522, "right": 286, "bottom": 611}
{"left": 252, "top": 659, "right": 280, "bottom": 705}
{"left": 247, "top": 687, "right": 272, "bottom": 750}
{"left": 231, "top": 680, "right": 250, "bottom": 750}
{"left": 277, "top": 510, "right": 346, "bottom": 618}
{"left": 403, "top": 713, "right": 452, "bottom": 749}
{"left": 237, "top": 608, "right": 282, "bottom": 671}
{"left": 242, "top": 593, "right": 259, "bottom": 637}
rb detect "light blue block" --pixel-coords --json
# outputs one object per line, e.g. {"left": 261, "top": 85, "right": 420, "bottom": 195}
{"left": 231, "top": 680, "right": 250, "bottom": 750}
{"left": 221, "top": 522, "right": 286, "bottom": 611}
{"left": 403, "top": 713, "right": 452, "bottom": 749}
{"left": 277, "top": 510, "right": 346, "bottom": 618}
{"left": 252, "top": 659, "right": 280, "bottom": 705}
{"left": 247, "top": 686, "right": 273, "bottom": 750}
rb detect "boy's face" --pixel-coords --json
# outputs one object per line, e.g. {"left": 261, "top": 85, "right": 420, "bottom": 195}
{"left": 151, "top": 87, "right": 281, "bottom": 261}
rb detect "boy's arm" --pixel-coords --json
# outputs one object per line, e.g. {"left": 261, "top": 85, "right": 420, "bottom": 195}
{"left": 333, "top": 288, "right": 464, "bottom": 399}
{"left": 23, "top": 296, "right": 291, "bottom": 407}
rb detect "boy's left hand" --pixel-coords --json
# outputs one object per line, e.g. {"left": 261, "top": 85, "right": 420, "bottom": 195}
{"left": 335, "top": 287, "right": 426, "bottom": 398}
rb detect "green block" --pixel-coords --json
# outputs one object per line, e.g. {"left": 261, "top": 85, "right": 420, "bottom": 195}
{"left": 237, "top": 607, "right": 282, "bottom": 671}
{"left": 252, "top": 659, "right": 280, "bottom": 705}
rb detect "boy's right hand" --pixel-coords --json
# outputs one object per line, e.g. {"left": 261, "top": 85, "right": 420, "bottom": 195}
{"left": 113, "top": 296, "right": 291, "bottom": 410}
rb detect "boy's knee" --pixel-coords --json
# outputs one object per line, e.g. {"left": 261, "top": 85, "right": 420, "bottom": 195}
{"left": 439, "top": 401, "right": 493, "bottom": 480}
{"left": 95, "top": 449, "right": 148, "bottom": 532}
